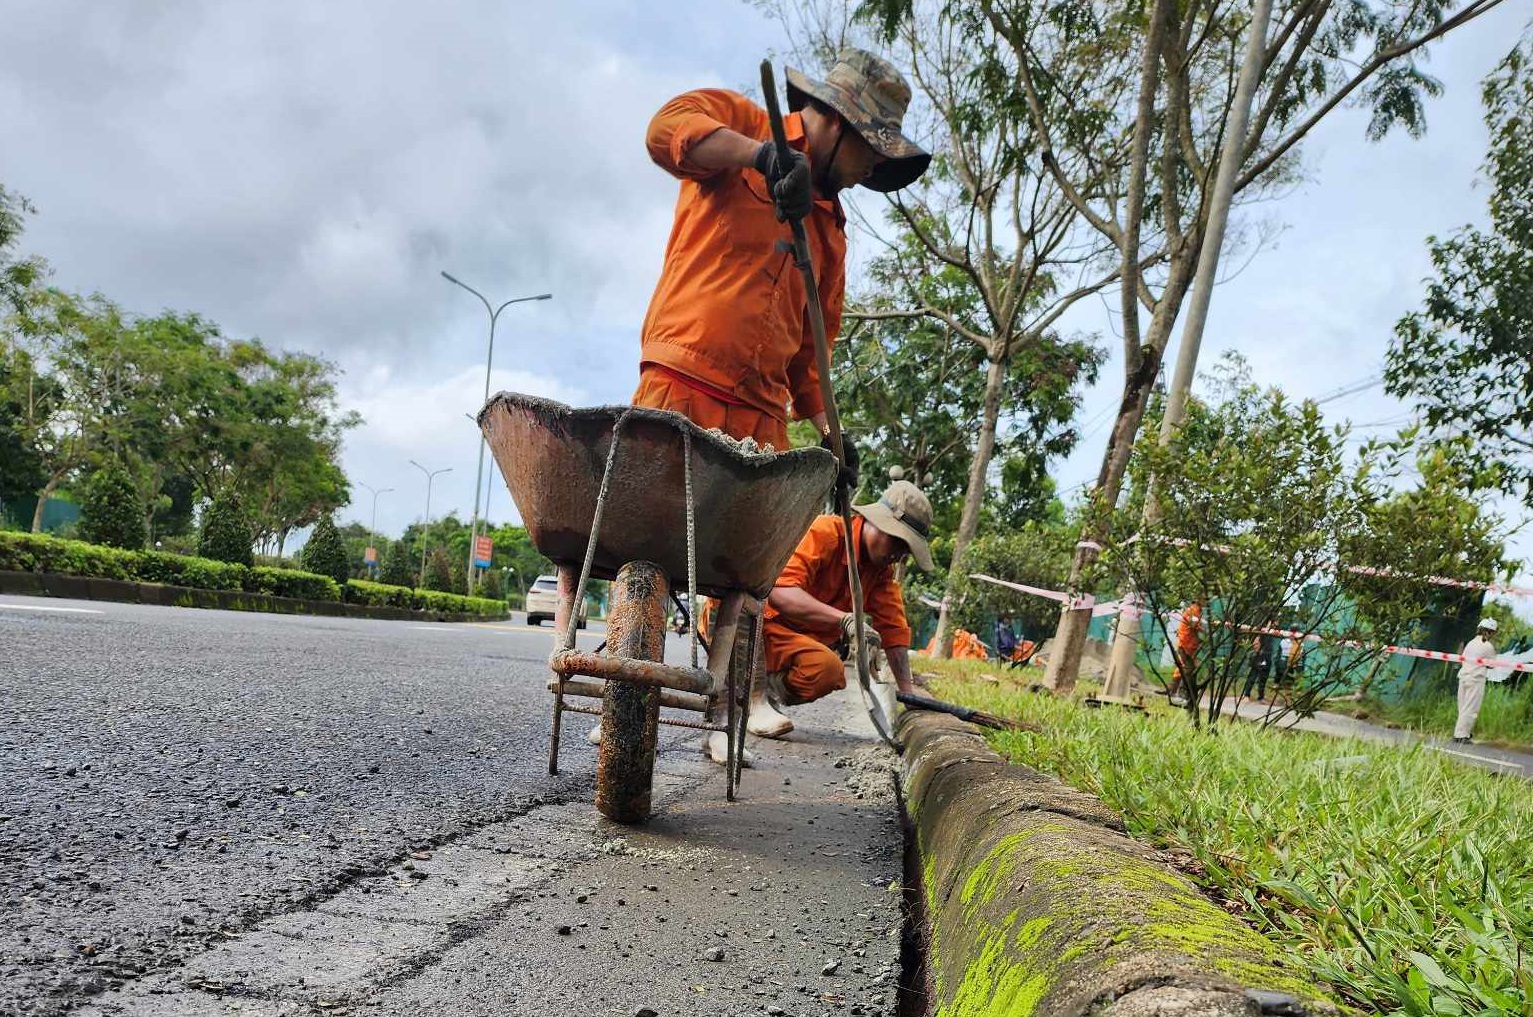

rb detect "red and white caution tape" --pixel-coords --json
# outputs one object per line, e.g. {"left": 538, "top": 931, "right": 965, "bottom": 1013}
{"left": 1222, "top": 620, "right": 1533, "bottom": 675}
{"left": 1127, "top": 534, "right": 1531, "bottom": 598}
{"left": 969, "top": 574, "right": 1118, "bottom": 615}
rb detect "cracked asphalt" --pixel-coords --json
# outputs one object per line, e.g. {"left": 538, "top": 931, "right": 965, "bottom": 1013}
{"left": 1, "top": 595, "right": 906, "bottom": 1017}
{"left": 1, "top": 596, "right": 615, "bottom": 1015}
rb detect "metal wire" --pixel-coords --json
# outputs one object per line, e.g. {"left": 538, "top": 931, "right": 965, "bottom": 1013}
{"left": 558, "top": 701, "right": 724, "bottom": 733}
{"left": 683, "top": 426, "right": 699, "bottom": 670}
{"left": 563, "top": 409, "right": 629, "bottom": 653}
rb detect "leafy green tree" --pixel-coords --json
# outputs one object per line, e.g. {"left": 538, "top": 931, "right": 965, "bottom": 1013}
{"left": 1114, "top": 358, "right": 1510, "bottom": 728}
{"left": 198, "top": 491, "right": 253, "bottom": 567}
{"left": 478, "top": 567, "right": 504, "bottom": 600}
{"left": 300, "top": 514, "right": 350, "bottom": 586}
{"left": 423, "top": 546, "right": 453, "bottom": 593}
{"left": 379, "top": 539, "right": 417, "bottom": 589}
{"left": 1386, "top": 35, "right": 1533, "bottom": 508}
{"left": 950, "top": 521, "right": 1077, "bottom": 643}
{"left": 77, "top": 457, "right": 146, "bottom": 550}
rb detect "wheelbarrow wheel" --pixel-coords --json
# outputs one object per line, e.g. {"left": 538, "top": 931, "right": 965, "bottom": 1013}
{"left": 595, "top": 561, "right": 668, "bottom": 824}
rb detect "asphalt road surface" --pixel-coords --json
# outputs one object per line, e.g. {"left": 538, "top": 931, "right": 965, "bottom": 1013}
{"left": 0, "top": 596, "right": 629, "bottom": 1016}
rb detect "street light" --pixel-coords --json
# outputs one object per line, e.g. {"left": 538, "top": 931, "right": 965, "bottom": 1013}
{"left": 442, "top": 270, "right": 551, "bottom": 596}
{"left": 409, "top": 460, "right": 453, "bottom": 583}
{"left": 355, "top": 484, "right": 395, "bottom": 546}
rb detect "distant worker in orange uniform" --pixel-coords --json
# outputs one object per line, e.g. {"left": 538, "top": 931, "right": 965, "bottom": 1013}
{"left": 633, "top": 48, "right": 930, "bottom": 458}
{"left": 750, "top": 481, "right": 936, "bottom": 738}
{"left": 1167, "top": 601, "right": 1204, "bottom": 702}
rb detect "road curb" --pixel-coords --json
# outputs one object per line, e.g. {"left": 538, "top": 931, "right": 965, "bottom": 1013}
{"left": 897, "top": 710, "right": 1338, "bottom": 1016}
{"left": 0, "top": 569, "right": 500, "bottom": 624}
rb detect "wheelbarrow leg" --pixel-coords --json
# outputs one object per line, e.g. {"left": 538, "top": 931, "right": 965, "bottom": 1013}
{"left": 547, "top": 564, "right": 579, "bottom": 776}
{"left": 703, "top": 592, "right": 745, "bottom": 773}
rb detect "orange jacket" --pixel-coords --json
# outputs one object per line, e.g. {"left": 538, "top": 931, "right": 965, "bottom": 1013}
{"left": 641, "top": 89, "right": 847, "bottom": 424}
{"left": 1176, "top": 603, "right": 1204, "bottom": 654}
{"left": 765, "top": 515, "right": 912, "bottom": 650}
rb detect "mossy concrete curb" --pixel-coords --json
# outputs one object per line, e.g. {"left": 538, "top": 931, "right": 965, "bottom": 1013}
{"left": 898, "top": 710, "right": 1339, "bottom": 1017}
{"left": 0, "top": 569, "right": 502, "bottom": 624}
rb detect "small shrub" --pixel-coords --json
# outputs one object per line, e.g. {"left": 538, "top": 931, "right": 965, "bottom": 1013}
{"left": 77, "top": 459, "right": 146, "bottom": 550}
{"left": 346, "top": 579, "right": 418, "bottom": 609}
{"left": 0, "top": 531, "right": 137, "bottom": 580}
{"left": 378, "top": 540, "right": 416, "bottom": 588}
{"left": 246, "top": 566, "right": 341, "bottom": 602}
{"left": 137, "top": 550, "right": 247, "bottom": 591}
{"left": 423, "top": 547, "right": 453, "bottom": 592}
{"left": 198, "top": 492, "right": 253, "bottom": 567}
{"left": 300, "top": 514, "right": 350, "bottom": 586}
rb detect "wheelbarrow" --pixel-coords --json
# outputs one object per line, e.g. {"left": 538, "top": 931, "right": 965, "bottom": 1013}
{"left": 479, "top": 392, "right": 836, "bottom": 824}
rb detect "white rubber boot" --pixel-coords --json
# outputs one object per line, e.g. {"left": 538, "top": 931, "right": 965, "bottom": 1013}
{"left": 586, "top": 725, "right": 602, "bottom": 746}
{"left": 704, "top": 730, "right": 753, "bottom": 767}
{"left": 746, "top": 692, "right": 794, "bottom": 739}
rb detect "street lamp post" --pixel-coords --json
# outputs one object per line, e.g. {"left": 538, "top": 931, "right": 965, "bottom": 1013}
{"left": 441, "top": 271, "right": 551, "bottom": 596}
{"left": 356, "top": 482, "right": 394, "bottom": 571}
{"left": 409, "top": 460, "right": 453, "bottom": 584}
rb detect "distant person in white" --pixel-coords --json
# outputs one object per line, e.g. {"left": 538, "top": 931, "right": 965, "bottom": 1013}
{"left": 1453, "top": 617, "right": 1499, "bottom": 744}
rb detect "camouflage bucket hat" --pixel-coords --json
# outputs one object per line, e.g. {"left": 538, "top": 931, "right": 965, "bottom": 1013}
{"left": 786, "top": 48, "right": 931, "bottom": 192}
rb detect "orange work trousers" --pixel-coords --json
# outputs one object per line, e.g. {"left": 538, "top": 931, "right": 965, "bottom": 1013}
{"left": 762, "top": 619, "right": 846, "bottom": 705}
{"left": 632, "top": 368, "right": 790, "bottom": 452}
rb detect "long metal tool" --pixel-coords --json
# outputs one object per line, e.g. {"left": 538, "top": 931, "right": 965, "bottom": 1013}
{"left": 760, "top": 59, "right": 900, "bottom": 751}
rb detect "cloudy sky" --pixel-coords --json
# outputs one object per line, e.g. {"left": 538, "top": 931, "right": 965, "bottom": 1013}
{"left": 2, "top": 0, "right": 1528, "bottom": 594}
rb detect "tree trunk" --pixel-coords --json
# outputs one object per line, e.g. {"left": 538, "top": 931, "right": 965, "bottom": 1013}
{"left": 1043, "top": 253, "right": 1195, "bottom": 691}
{"left": 1102, "top": 0, "right": 1275, "bottom": 696}
{"left": 30, "top": 473, "right": 66, "bottom": 533}
{"left": 931, "top": 354, "right": 1007, "bottom": 658}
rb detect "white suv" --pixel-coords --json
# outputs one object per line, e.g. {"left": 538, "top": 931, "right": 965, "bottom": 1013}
{"left": 525, "top": 574, "right": 587, "bottom": 628}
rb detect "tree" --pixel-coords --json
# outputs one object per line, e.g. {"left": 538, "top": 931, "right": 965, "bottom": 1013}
{"left": 1112, "top": 358, "right": 1510, "bottom": 728}
{"left": 300, "top": 514, "right": 350, "bottom": 587}
{"left": 835, "top": 282, "right": 1102, "bottom": 536}
{"left": 971, "top": 0, "right": 1509, "bottom": 688}
{"left": 379, "top": 539, "right": 417, "bottom": 589}
{"left": 1385, "top": 33, "right": 1533, "bottom": 508}
{"left": 950, "top": 519, "right": 1077, "bottom": 642}
{"left": 198, "top": 491, "right": 253, "bottom": 567}
{"left": 77, "top": 457, "right": 146, "bottom": 550}
{"left": 423, "top": 547, "right": 454, "bottom": 593}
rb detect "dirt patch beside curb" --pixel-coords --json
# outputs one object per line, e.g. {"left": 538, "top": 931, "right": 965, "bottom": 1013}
{"left": 898, "top": 711, "right": 1340, "bottom": 1016}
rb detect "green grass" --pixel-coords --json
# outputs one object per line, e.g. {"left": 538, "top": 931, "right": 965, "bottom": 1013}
{"left": 1330, "top": 684, "right": 1533, "bottom": 752}
{"left": 923, "top": 664, "right": 1533, "bottom": 1016}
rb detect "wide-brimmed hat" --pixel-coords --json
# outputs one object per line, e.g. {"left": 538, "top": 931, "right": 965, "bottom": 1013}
{"left": 786, "top": 48, "right": 930, "bottom": 192}
{"left": 1478, "top": 617, "right": 1499, "bottom": 632}
{"left": 854, "top": 480, "right": 935, "bottom": 571}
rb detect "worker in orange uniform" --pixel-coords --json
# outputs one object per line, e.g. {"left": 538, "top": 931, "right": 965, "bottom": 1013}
{"left": 1166, "top": 601, "right": 1204, "bottom": 703}
{"left": 748, "top": 481, "right": 935, "bottom": 738}
{"left": 633, "top": 48, "right": 929, "bottom": 457}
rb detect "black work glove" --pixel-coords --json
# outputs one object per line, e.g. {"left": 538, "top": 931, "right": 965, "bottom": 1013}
{"left": 753, "top": 141, "right": 813, "bottom": 222}
{"left": 820, "top": 432, "right": 860, "bottom": 492}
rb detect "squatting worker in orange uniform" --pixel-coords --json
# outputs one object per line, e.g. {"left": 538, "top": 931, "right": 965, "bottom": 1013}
{"left": 748, "top": 481, "right": 935, "bottom": 738}
{"left": 633, "top": 48, "right": 930, "bottom": 457}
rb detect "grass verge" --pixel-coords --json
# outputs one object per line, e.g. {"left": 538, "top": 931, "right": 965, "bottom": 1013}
{"left": 1326, "top": 684, "right": 1533, "bottom": 753}
{"left": 918, "top": 660, "right": 1533, "bottom": 1016}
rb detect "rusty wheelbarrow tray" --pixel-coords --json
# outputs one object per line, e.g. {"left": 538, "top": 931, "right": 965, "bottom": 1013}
{"left": 478, "top": 392, "right": 835, "bottom": 599}
{"left": 479, "top": 392, "right": 837, "bottom": 823}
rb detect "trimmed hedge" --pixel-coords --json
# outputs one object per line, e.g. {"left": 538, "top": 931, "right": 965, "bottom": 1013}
{"left": 249, "top": 566, "right": 341, "bottom": 602}
{"left": 0, "top": 531, "right": 139, "bottom": 580}
{"left": 347, "top": 579, "right": 505, "bottom": 617}
{"left": 136, "top": 550, "right": 247, "bottom": 591}
{"left": 0, "top": 531, "right": 505, "bottom": 618}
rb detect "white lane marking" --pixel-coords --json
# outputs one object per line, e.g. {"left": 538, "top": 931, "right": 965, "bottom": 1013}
{"left": 1427, "top": 744, "right": 1525, "bottom": 770}
{"left": 409, "top": 626, "right": 465, "bottom": 632}
{"left": 0, "top": 603, "right": 104, "bottom": 615}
